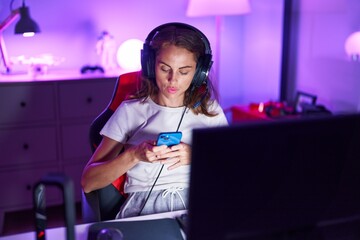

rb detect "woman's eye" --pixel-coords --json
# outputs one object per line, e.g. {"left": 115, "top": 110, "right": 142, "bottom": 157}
{"left": 179, "top": 71, "right": 189, "bottom": 76}
{"left": 161, "top": 67, "right": 170, "bottom": 73}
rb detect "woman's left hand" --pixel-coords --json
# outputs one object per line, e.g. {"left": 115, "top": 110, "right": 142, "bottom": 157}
{"left": 155, "top": 142, "right": 191, "bottom": 170}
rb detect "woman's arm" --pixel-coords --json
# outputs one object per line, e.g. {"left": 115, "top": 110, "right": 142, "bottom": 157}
{"left": 81, "top": 136, "right": 131, "bottom": 193}
{"left": 81, "top": 136, "right": 170, "bottom": 193}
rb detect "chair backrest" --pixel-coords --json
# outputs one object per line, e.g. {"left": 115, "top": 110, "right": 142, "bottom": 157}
{"left": 89, "top": 71, "right": 141, "bottom": 151}
{"left": 82, "top": 71, "right": 141, "bottom": 223}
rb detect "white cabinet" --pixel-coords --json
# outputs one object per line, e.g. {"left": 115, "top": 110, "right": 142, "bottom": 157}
{"left": 0, "top": 75, "right": 117, "bottom": 232}
{"left": 0, "top": 167, "right": 61, "bottom": 208}
{"left": 58, "top": 81, "right": 115, "bottom": 119}
{"left": 0, "top": 84, "right": 56, "bottom": 125}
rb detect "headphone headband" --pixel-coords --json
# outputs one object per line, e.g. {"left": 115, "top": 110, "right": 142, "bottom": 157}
{"left": 144, "top": 22, "right": 212, "bottom": 55}
{"left": 141, "top": 22, "right": 213, "bottom": 89}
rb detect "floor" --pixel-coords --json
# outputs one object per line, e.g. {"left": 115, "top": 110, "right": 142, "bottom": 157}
{"left": 1, "top": 202, "right": 83, "bottom": 236}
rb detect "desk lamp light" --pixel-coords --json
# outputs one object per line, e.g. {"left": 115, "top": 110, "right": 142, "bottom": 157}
{"left": 0, "top": 0, "right": 40, "bottom": 74}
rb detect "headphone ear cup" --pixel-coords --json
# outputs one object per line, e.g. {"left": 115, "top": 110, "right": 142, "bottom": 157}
{"left": 192, "top": 54, "right": 213, "bottom": 89}
{"left": 141, "top": 43, "right": 156, "bottom": 80}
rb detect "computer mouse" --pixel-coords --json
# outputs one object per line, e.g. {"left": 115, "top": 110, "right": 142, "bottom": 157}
{"left": 96, "top": 227, "right": 124, "bottom": 240}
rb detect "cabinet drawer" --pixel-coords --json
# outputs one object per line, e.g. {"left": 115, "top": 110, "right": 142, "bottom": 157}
{"left": 0, "top": 167, "right": 61, "bottom": 208}
{"left": 58, "top": 80, "right": 116, "bottom": 119}
{"left": 0, "top": 126, "right": 58, "bottom": 167}
{"left": 61, "top": 123, "right": 92, "bottom": 162}
{"left": 0, "top": 84, "right": 56, "bottom": 125}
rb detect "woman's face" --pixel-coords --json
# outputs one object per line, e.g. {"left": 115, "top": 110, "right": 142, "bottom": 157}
{"left": 154, "top": 44, "right": 196, "bottom": 107}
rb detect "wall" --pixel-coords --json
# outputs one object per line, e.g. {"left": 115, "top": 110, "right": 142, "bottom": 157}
{"left": 0, "top": 0, "right": 284, "bottom": 109}
{"left": 1, "top": 0, "right": 199, "bottom": 71}
{"left": 232, "top": 0, "right": 284, "bottom": 107}
{"left": 292, "top": 0, "right": 360, "bottom": 113}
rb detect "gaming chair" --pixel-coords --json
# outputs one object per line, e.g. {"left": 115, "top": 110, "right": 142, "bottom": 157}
{"left": 82, "top": 71, "right": 140, "bottom": 223}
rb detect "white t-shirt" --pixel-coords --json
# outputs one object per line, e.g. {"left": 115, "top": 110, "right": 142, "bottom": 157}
{"left": 100, "top": 97, "right": 228, "bottom": 193}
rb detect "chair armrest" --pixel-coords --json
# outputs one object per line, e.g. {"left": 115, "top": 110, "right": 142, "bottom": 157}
{"left": 82, "top": 190, "right": 101, "bottom": 223}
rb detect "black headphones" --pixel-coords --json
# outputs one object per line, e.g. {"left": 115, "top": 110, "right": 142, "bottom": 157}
{"left": 141, "top": 22, "right": 213, "bottom": 90}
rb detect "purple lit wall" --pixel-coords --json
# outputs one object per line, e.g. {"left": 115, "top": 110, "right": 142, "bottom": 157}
{"left": 226, "top": 0, "right": 284, "bottom": 107}
{"left": 290, "top": 0, "right": 360, "bottom": 113}
{"left": 0, "top": 0, "right": 285, "bottom": 110}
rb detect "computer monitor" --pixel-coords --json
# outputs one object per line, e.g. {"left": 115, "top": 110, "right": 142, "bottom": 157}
{"left": 188, "top": 113, "right": 360, "bottom": 240}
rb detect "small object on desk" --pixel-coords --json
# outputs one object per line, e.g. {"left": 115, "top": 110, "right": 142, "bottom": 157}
{"left": 96, "top": 227, "right": 124, "bottom": 240}
{"left": 96, "top": 31, "right": 118, "bottom": 71}
{"left": 10, "top": 54, "right": 65, "bottom": 77}
{"left": 262, "top": 101, "right": 294, "bottom": 118}
{"left": 80, "top": 65, "right": 105, "bottom": 74}
{"left": 87, "top": 218, "right": 184, "bottom": 240}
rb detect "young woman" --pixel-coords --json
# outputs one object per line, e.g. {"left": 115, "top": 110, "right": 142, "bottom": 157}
{"left": 81, "top": 22, "right": 228, "bottom": 218}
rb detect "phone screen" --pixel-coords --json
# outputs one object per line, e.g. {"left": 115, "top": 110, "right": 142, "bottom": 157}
{"left": 156, "top": 132, "right": 182, "bottom": 146}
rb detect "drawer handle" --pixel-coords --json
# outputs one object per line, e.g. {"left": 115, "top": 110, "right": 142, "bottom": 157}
{"left": 23, "top": 143, "right": 29, "bottom": 150}
{"left": 86, "top": 97, "right": 93, "bottom": 104}
{"left": 20, "top": 101, "right": 27, "bottom": 107}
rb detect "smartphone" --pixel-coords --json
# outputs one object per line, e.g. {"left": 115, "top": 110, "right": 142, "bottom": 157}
{"left": 156, "top": 132, "right": 182, "bottom": 147}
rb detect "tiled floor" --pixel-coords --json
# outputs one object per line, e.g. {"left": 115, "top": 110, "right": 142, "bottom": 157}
{"left": 1, "top": 202, "right": 83, "bottom": 236}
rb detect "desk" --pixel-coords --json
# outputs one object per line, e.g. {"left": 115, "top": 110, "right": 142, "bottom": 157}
{"left": 0, "top": 210, "right": 186, "bottom": 240}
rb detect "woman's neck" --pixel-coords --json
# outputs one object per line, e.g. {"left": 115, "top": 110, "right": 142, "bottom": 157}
{"left": 152, "top": 95, "right": 184, "bottom": 108}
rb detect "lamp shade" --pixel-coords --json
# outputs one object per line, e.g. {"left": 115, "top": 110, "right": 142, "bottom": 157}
{"left": 186, "top": 0, "right": 251, "bottom": 17}
{"left": 14, "top": 6, "right": 40, "bottom": 34}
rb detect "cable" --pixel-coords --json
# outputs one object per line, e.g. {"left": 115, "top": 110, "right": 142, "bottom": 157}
{"left": 138, "top": 106, "right": 188, "bottom": 216}
{"left": 176, "top": 106, "right": 188, "bottom": 132}
{"left": 138, "top": 164, "right": 164, "bottom": 215}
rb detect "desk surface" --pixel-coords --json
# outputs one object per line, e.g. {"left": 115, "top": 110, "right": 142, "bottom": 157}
{"left": 0, "top": 69, "right": 122, "bottom": 82}
{"left": 0, "top": 210, "right": 186, "bottom": 240}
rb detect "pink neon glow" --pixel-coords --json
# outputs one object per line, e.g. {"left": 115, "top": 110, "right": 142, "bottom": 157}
{"left": 345, "top": 31, "right": 360, "bottom": 60}
{"left": 116, "top": 39, "right": 143, "bottom": 71}
{"left": 186, "top": 0, "right": 251, "bottom": 17}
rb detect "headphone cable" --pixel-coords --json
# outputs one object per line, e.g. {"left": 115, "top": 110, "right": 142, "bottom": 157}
{"left": 138, "top": 106, "right": 188, "bottom": 216}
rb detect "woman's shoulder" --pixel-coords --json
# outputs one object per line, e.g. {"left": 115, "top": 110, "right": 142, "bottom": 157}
{"left": 117, "top": 97, "right": 157, "bottom": 114}
{"left": 121, "top": 98, "right": 149, "bottom": 108}
{"left": 206, "top": 100, "right": 229, "bottom": 125}
{"left": 122, "top": 98, "right": 143, "bottom": 105}
{"left": 207, "top": 99, "right": 224, "bottom": 112}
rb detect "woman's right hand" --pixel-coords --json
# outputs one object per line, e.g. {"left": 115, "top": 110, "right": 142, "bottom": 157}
{"left": 129, "top": 140, "right": 170, "bottom": 163}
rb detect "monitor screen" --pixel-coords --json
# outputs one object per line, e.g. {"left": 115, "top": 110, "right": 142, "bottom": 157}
{"left": 188, "top": 113, "right": 360, "bottom": 240}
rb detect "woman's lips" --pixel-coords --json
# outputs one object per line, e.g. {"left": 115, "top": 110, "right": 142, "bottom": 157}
{"left": 167, "top": 87, "right": 178, "bottom": 94}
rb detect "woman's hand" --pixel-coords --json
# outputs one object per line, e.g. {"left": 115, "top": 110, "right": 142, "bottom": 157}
{"left": 129, "top": 141, "right": 169, "bottom": 163}
{"left": 128, "top": 141, "right": 191, "bottom": 170}
{"left": 154, "top": 142, "right": 192, "bottom": 170}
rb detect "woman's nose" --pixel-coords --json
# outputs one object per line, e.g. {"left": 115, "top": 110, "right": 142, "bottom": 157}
{"left": 168, "top": 72, "right": 175, "bottom": 82}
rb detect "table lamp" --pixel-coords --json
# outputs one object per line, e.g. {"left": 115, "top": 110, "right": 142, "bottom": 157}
{"left": 186, "top": 0, "right": 251, "bottom": 90}
{"left": 0, "top": 0, "right": 40, "bottom": 73}
{"left": 345, "top": 31, "right": 360, "bottom": 61}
